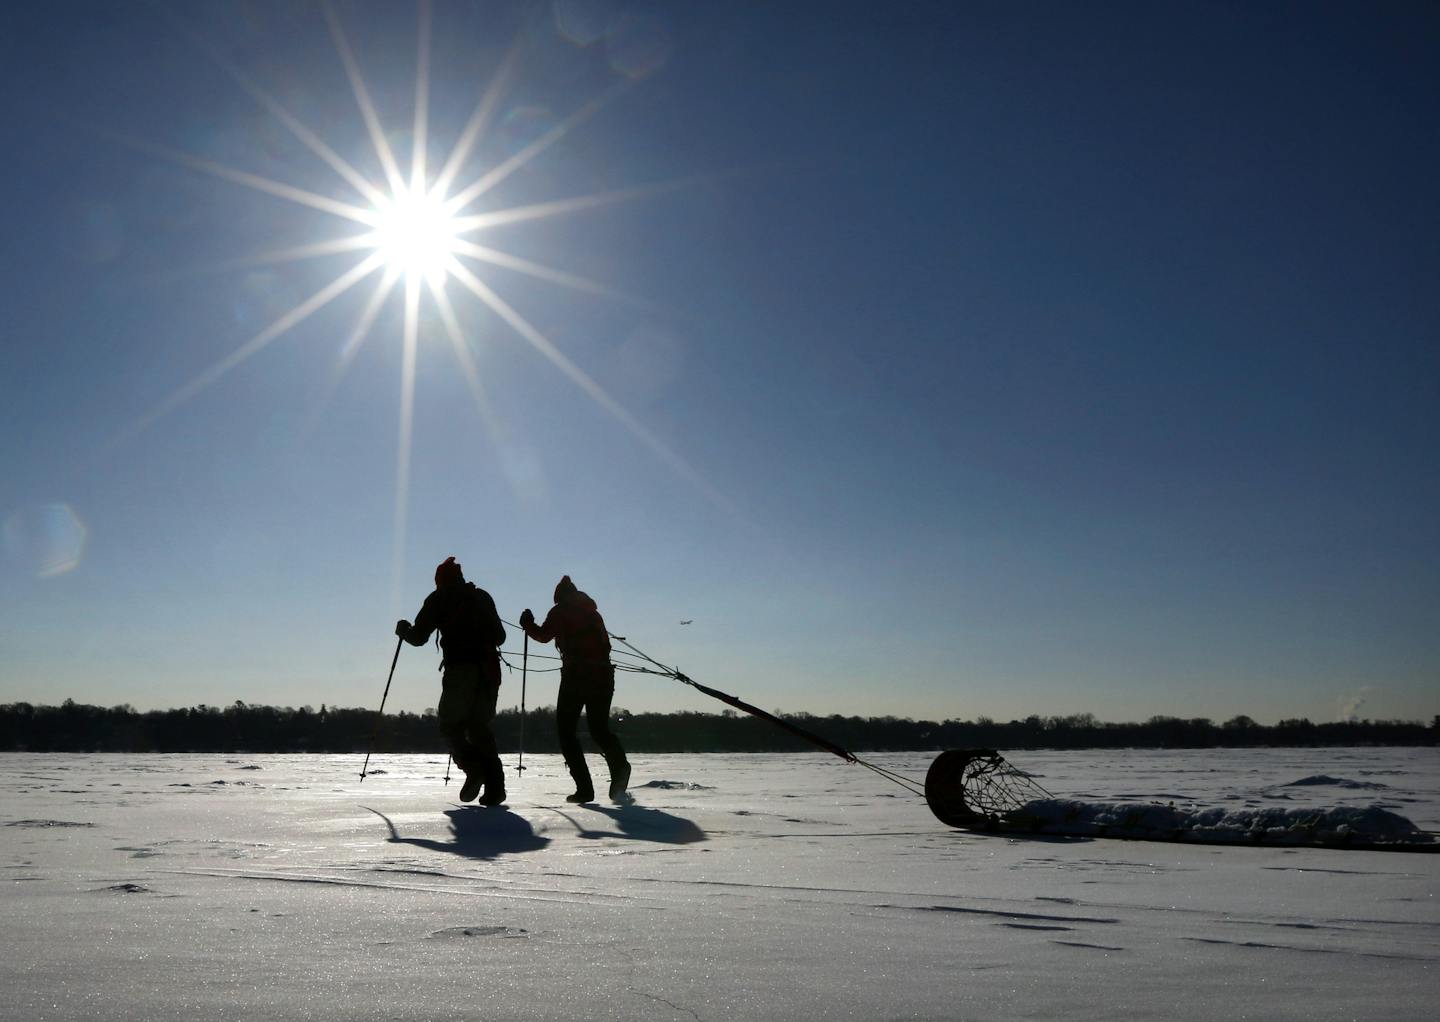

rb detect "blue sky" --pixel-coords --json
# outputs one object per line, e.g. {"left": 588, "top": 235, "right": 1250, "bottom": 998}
{"left": 2, "top": 1, "right": 1436, "bottom": 725}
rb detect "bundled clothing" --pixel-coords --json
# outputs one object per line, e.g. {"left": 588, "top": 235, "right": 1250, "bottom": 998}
{"left": 400, "top": 559, "right": 506, "bottom": 801}
{"left": 523, "top": 575, "right": 629, "bottom": 800}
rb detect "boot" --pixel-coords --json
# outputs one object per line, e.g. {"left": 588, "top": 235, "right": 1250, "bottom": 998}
{"left": 609, "top": 762, "right": 631, "bottom": 799}
{"left": 476, "top": 758, "right": 505, "bottom": 806}
{"left": 565, "top": 760, "right": 594, "bottom": 804}
{"left": 458, "top": 772, "right": 482, "bottom": 803}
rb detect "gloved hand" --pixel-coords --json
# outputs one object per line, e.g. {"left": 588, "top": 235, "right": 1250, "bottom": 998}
{"left": 519, "top": 608, "right": 535, "bottom": 629}
{"left": 394, "top": 619, "right": 410, "bottom": 639}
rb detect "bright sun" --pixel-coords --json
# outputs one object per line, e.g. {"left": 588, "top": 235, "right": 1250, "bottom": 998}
{"left": 120, "top": 2, "right": 721, "bottom": 600}
{"left": 369, "top": 184, "right": 460, "bottom": 284}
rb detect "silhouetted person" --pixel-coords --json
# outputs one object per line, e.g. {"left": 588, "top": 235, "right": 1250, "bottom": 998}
{"left": 396, "top": 557, "right": 506, "bottom": 805}
{"left": 520, "top": 575, "right": 630, "bottom": 802}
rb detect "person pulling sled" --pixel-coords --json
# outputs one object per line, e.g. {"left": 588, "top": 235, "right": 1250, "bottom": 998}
{"left": 520, "top": 575, "right": 630, "bottom": 802}
{"left": 396, "top": 557, "right": 507, "bottom": 805}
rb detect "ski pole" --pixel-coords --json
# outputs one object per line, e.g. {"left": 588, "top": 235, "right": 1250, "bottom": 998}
{"left": 516, "top": 631, "right": 528, "bottom": 774}
{"left": 360, "top": 635, "right": 404, "bottom": 781}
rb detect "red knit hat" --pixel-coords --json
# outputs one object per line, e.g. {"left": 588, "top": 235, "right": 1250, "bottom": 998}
{"left": 435, "top": 556, "right": 463, "bottom": 586}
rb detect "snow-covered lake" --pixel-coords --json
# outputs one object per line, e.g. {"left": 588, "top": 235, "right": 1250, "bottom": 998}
{"left": 3, "top": 747, "right": 1437, "bottom": 1020}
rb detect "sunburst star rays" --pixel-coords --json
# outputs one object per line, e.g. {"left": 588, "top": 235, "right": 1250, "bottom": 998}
{"left": 108, "top": 253, "right": 386, "bottom": 454}
{"left": 322, "top": 0, "right": 406, "bottom": 196}
{"left": 112, "top": 1, "right": 728, "bottom": 603}
{"left": 444, "top": 259, "right": 733, "bottom": 514}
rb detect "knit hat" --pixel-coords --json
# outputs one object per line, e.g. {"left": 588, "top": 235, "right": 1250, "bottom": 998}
{"left": 554, "top": 574, "right": 577, "bottom": 602}
{"left": 435, "top": 556, "right": 463, "bottom": 587}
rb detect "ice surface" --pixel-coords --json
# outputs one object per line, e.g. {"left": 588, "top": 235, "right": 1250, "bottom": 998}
{"left": 2, "top": 747, "right": 1438, "bottom": 1020}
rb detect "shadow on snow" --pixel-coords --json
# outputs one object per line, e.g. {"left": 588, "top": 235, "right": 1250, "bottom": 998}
{"left": 547, "top": 800, "right": 707, "bottom": 845}
{"left": 361, "top": 799, "right": 707, "bottom": 857}
{"left": 362, "top": 805, "right": 550, "bottom": 859}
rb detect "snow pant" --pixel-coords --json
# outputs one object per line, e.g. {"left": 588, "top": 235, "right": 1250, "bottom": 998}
{"left": 556, "top": 661, "right": 628, "bottom": 796}
{"left": 438, "top": 659, "right": 504, "bottom": 791}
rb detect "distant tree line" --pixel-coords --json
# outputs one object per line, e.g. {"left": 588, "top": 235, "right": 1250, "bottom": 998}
{"left": 0, "top": 700, "right": 1435, "bottom": 753}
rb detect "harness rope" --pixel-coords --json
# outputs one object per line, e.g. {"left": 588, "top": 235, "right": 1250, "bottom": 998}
{"left": 494, "top": 618, "right": 929, "bottom": 797}
{"left": 608, "top": 631, "right": 930, "bottom": 799}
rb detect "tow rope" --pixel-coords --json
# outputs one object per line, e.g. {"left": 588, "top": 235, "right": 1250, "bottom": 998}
{"left": 604, "top": 632, "right": 929, "bottom": 799}
{"left": 498, "top": 621, "right": 929, "bottom": 797}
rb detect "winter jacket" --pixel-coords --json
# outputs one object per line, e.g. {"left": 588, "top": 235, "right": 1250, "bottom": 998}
{"left": 403, "top": 581, "right": 505, "bottom": 667}
{"left": 524, "top": 580, "right": 611, "bottom": 666}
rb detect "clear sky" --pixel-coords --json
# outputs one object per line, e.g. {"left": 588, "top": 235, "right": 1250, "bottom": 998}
{"left": 2, "top": 1, "right": 1436, "bottom": 726}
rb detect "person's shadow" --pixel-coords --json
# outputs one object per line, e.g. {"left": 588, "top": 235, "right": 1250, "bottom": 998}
{"left": 549, "top": 800, "right": 707, "bottom": 845}
{"left": 362, "top": 805, "right": 550, "bottom": 859}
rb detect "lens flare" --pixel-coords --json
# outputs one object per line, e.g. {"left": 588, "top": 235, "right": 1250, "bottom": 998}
{"left": 2, "top": 504, "right": 88, "bottom": 579}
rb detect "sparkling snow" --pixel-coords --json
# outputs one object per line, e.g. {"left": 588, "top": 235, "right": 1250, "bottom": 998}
{"left": 2, "top": 747, "right": 1437, "bottom": 1020}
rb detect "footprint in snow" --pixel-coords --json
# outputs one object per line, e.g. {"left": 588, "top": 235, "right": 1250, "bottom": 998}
{"left": 427, "top": 926, "right": 528, "bottom": 939}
